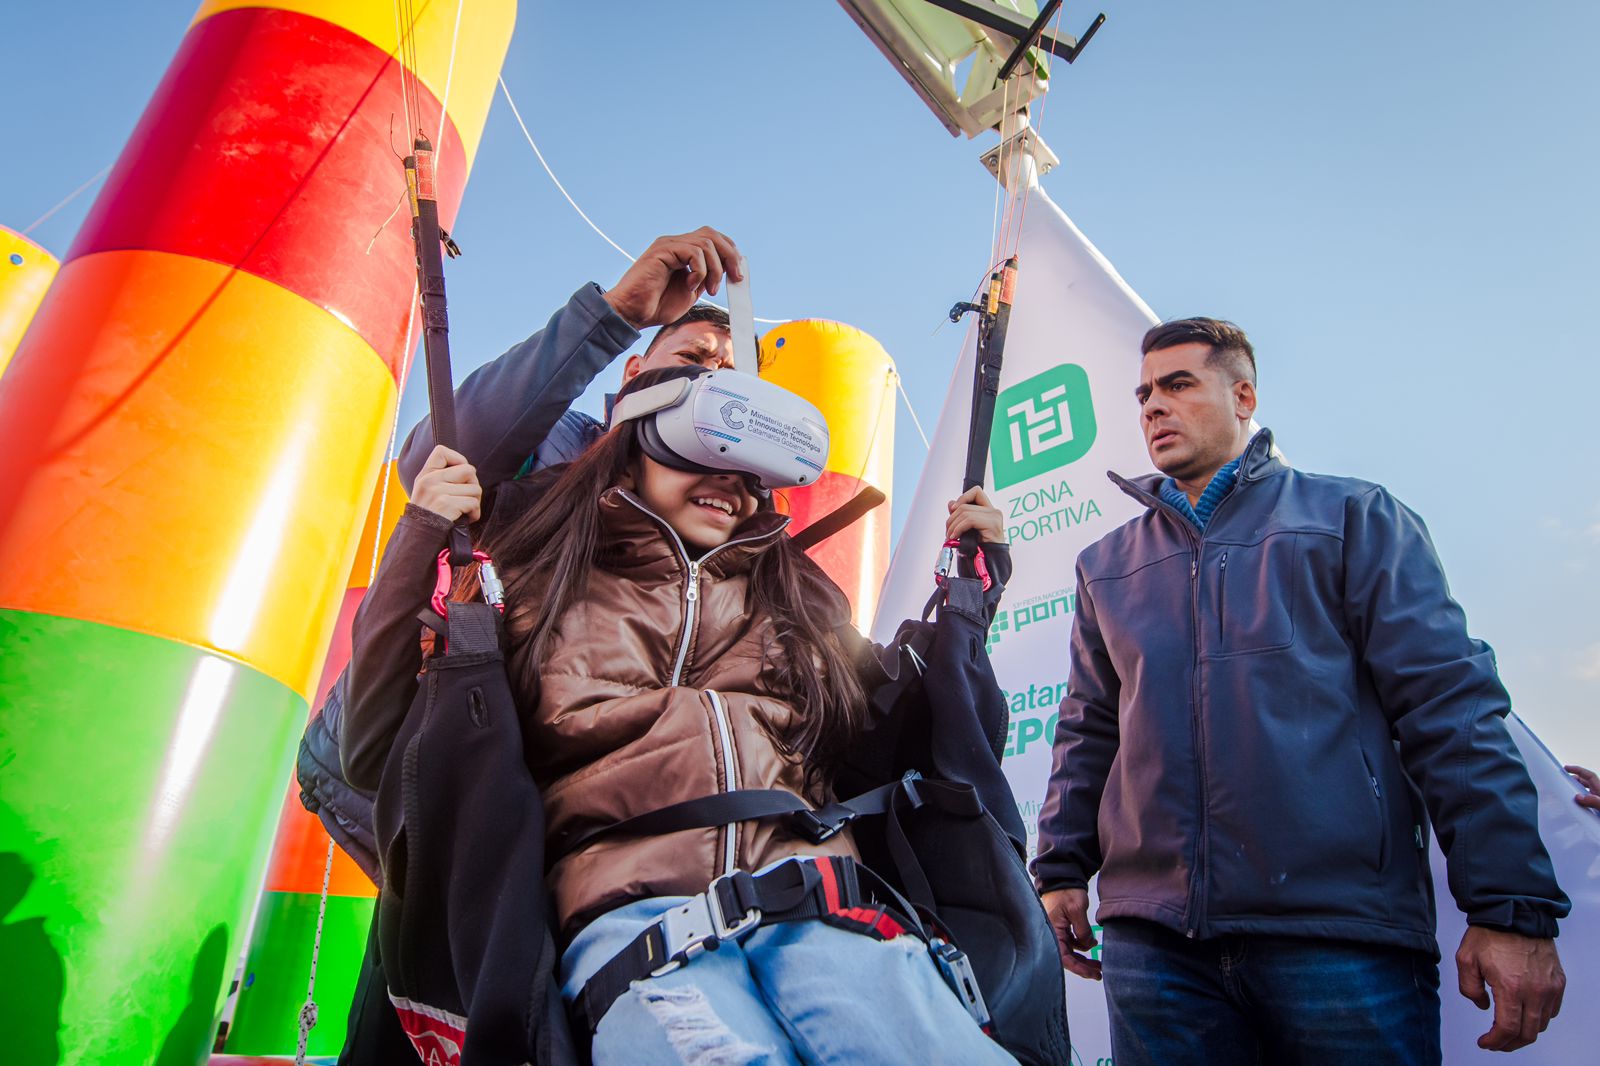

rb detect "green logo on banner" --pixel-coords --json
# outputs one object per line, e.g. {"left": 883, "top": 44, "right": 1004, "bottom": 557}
{"left": 989, "top": 364, "right": 1097, "bottom": 489}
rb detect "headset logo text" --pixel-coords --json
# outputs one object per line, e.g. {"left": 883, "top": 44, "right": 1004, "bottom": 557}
{"left": 990, "top": 364, "right": 1096, "bottom": 490}
{"left": 720, "top": 400, "right": 748, "bottom": 430}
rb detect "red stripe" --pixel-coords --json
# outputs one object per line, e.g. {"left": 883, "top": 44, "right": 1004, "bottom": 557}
{"left": 814, "top": 859, "right": 907, "bottom": 939}
{"left": 68, "top": 7, "right": 466, "bottom": 376}
{"left": 815, "top": 855, "right": 843, "bottom": 911}
{"left": 393, "top": 1007, "right": 466, "bottom": 1066}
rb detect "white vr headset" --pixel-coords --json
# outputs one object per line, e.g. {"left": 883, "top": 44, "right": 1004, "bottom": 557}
{"left": 609, "top": 368, "right": 830, "bottom": 492}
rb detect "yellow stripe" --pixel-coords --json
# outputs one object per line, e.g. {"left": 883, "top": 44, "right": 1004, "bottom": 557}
{"left": 0, "top": 249, "right": 397, "bottom": 700}
{"left": 190, "top": 0, "right": 516, "bottom": 166}
{"left": 0, "top": 228, "right": 61, "bottom": 379}
{"left": 761, "top": 319, "right": 896, "bottom": 488}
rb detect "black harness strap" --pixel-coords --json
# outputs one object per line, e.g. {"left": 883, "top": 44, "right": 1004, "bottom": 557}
{"left": 405, "top": 134, "right": 474, "bottom": 567}
{"left": 571, "top": 856, "right": 922, "bottom": 1035}
{"left": 550, "top": 778, "right": 907, "bottom": 864}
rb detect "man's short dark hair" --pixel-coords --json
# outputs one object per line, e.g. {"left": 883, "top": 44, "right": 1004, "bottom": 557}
{"left": 1141, "top": 317, "right": 1256, "bottom": 385}
{"left": 644, "top": 304, "right": 767, "bottom": 369}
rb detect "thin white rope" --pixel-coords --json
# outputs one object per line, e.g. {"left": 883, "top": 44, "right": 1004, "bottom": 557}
{"left": 892, "top": 369, "right": 931, "bottom": 450}
{"left": 498, "top": 75, "right": 635, "bottom": 263}
{"left": 496, "top": 75, "right": 792, "bottom": 324}
{"left": 989, "top": 76, "right": 1012, "bottom": 263}
{"left": 22, "top": 164, "right": 111, "bottom": 236}
{"left": 433, "top": 0, "right": 465, "bottom": 181}
{"left": 369, "top": 280, "right": 422, "bottom": 586}
{"left": 295, "top": 838, "right": 337, "bottom": 1065}
{"left": 391, "top": 0, "right": 414, "bottom": 141}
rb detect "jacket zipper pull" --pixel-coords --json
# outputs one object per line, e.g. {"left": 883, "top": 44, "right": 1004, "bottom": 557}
{"left": 1191, "top": 557, "right": 1198, "bottom": 579}
{"left": 1220, "top": 551, "right": 1228, "bottom": 573}
{"left": 686, "top": 560, "right": 700, "bottom": 602}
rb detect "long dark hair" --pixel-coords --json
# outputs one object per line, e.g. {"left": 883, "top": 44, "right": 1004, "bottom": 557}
{"left": 481, "top": 421, "right": 868, "bottom": 793}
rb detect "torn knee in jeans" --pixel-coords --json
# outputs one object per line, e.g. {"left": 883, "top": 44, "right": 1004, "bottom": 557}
{"left": 635, "top": 982, "right": 772, "bottom": 1066}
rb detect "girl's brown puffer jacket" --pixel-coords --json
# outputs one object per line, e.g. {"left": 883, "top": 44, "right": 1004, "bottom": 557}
{"left": 505, "top": 488, "right": 861, "bottom": 938}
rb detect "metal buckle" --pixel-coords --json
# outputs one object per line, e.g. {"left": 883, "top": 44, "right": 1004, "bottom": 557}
{"left": 933, "top": 541, "right": 958, "bottom": 586}
{"left": 649, "top": 872, "right": 763, "bottom": 978}
{"left": 789, "top": 806, "right": 849, "bottom": 844}
{"left": 929, "top": 938, "right": 991, "bottom": 1029}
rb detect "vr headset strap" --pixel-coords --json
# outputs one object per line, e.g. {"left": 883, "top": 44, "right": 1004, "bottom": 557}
{"left": 789, "top": 487, "right": 886, "bottom": 552}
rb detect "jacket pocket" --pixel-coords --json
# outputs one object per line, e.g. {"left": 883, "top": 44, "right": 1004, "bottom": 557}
{"left": 1358, "top": 746, "right": 1389, "bottom": 872}
{"left": 1213, "top": 533, "right": 1299, "bottom": 656}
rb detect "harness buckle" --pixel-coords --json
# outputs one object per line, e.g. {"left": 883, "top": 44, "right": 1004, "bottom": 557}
{"left": 929, "top": 938, "right": 991, "bottom": 1029}
{"left": 649, "top": 871, "right": 763, "bottom": 977}
{"left": 788, "top": 806, "right": 851, "bottom": 844}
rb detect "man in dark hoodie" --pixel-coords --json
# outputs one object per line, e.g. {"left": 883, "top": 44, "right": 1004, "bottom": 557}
{"left": 293, "top": 227, "right": 747, "bottom": 1062}
{"left": 1034, "top": 318, "right": 1568, "bottom": 1064}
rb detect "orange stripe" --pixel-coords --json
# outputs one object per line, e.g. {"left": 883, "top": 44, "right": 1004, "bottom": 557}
{"left": 264, "top": 779, "right": 378, "bottom": 898}
{"left": 0, "top": 250, "right": 396, "bottom": 699}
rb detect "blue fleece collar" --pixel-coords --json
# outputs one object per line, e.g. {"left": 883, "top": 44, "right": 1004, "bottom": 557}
{"left": 1159, "top": 456, "right": 1242, "bottom": 531}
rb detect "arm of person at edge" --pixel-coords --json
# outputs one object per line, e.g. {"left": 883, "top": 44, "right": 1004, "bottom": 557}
{"left": 1343, "top": 486, "right": 1569, "bottom": 1051}
{"left": 1031, "top": 561, "right": 1118, "bottom": 982}
{"left": 1565, "top": 764, "right": 1600, "bottom": 813}
{"left": 341, "top": 446, "right": 482, "bottom": 791}
{"left": 395, "top": 227, "right": 743, "bottom": 493}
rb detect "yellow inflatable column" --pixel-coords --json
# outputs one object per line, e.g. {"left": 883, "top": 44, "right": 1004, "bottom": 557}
{"left": 761, "top": 320, "right": 897, "bottom": 625}
{"left": 0, "top": 227, "right": 59, "bottom": 379}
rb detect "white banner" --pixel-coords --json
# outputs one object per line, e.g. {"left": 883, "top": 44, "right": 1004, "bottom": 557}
{"left": 874, "top": 185, "right": 1600, "bottom": 1064}
{"left": 874, "top": 185, "right": 1156, "bottom": 1064}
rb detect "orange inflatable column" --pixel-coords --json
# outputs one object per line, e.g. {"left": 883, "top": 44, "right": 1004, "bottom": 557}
{"left": 0, "top": 2, "right": 513, "bottom": 1062}
{"left": 0, "top": 227, "right": 60, "bottom": 379}
{"left": 761, "top": 320, "right": 897, "bottom": 624}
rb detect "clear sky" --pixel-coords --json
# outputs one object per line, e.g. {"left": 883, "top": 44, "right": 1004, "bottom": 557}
{"left": 7, "top": 1, "right": 1596, "bottom": 766}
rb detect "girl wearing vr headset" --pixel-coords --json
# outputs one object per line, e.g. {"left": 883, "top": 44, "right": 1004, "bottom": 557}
{"left": 342, "top": 364, "right": 1014, "bottom": 1064}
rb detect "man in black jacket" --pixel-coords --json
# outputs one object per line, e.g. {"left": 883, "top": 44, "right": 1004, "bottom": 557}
{"left": 1034, "top": 318, "right": 1568, "bottom": 1063}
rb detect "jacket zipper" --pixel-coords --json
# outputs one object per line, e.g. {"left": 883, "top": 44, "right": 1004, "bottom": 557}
{"left": 614, "top": 490, "right": 786, "bottom": 878}
{"left": 1110, "top": 467, "right": 1251, "bottom": 940}
{"left": 614, "top": 490, "right": 787, "bottom": 686}
{"left": 1217, "top": 551, "right": 1229, "bottom": 654}
{"left": 707, "top": 689, "right": 740, "bottom": 875}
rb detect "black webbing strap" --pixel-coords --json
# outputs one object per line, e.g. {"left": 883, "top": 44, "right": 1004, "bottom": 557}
{"left": 958, "top": 256, "right": 1017, "bottom": 559}
{"left": 442, "top": 602, "right": 500, "bottom": 657}
{"left": 789, "top": 486, "right": 887, "bottom": 552}
{"left": 406, "top": 134, "right": 474, "bottom": 568}
{"left": 572, "top": 856, "right": 922, "bottom": 1034}
{"left": 551, "top": 779, "right": 906, "bottom": 865}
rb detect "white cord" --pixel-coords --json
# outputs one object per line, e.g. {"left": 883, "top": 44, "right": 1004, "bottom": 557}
{"left": 22, "top": 164, "right": 111, "bottom": 237}
{"left": 892, "top": 369, "right": 931, "bottom": 450}
{"left": 295, "top": 838, "right": 337, "bottom": 1065}
{"left": 433, "top": 0, "right": 465, "bottom": 183}
{"left": 496, "top": 75, "right": 792, "bottom": 324}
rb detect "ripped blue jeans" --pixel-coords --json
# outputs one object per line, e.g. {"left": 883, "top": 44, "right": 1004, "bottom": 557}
{"left": 561, "top": 894, "right": 1018, "bottom": 1065}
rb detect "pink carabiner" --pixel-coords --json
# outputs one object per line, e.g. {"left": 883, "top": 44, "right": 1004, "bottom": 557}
{"left": 938, "top": 538, "right": 992, "bottom": 592}
{"left": 432, "top": 547, "right": 500, "bottom": 617}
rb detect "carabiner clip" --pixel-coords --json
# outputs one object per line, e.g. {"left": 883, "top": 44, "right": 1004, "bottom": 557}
{"left": 432, "top": 548, "right": 505, "bottom": 617}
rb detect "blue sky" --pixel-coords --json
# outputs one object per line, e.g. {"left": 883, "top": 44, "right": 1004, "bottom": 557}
{"left": 7, "top": 1, "right": 1596, "bottom": 766}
